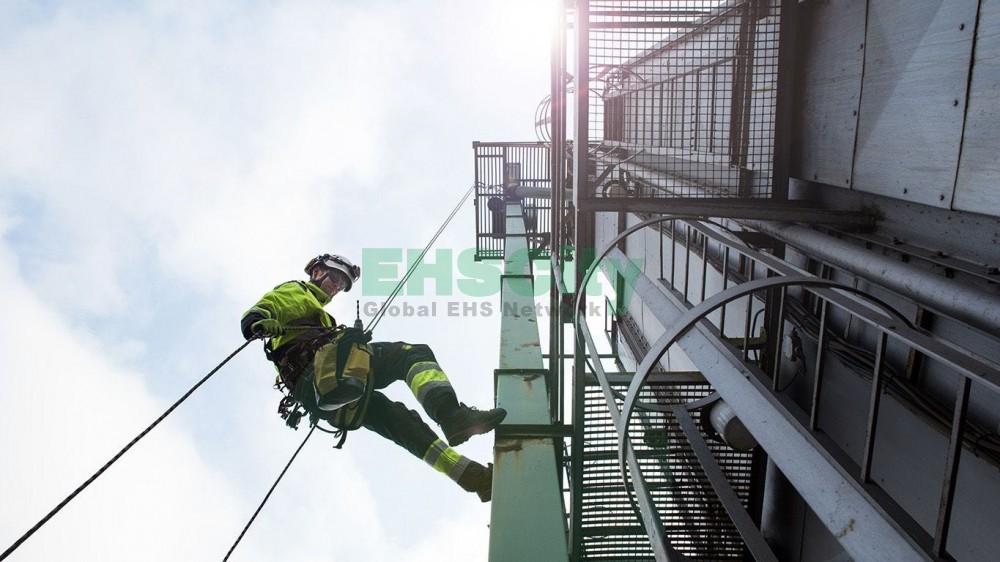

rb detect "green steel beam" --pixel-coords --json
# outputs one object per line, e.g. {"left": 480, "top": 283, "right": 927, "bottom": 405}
{"left": 489, "top": 201, "right": 570, "bottom": 562}
{"left": 569, "top": 3, "right": 593, "bottom": 558}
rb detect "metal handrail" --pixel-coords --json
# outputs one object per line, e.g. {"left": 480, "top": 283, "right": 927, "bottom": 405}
{"left": 573, "top": 214, "right": 1000, "bottom": 560}
{"left": 576, "top": 309, "right": 690, "bottom": 562}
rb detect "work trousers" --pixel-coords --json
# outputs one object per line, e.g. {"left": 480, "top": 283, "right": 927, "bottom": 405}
{"left": 361, "top": 341, "right": 460, "bottom": 461}
{"left": 288, "top": 339, "right": 477, "bottom": 486}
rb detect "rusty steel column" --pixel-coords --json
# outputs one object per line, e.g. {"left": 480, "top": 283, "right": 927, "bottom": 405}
{"left": 488, "top": 199, "right": 570, "bottom": 561}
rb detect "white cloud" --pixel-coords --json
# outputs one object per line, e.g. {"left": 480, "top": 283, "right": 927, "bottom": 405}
{"left": 0, "top": 201, "right": 498, "bottom": 559}
{"left": 0, "top": 0, "right": 553, "bottom": 558}
{"left": 0, "top": 220, "right": 244, "bottom": 558}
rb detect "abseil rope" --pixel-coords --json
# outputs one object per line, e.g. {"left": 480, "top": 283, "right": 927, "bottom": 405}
{"left": 0, "top": 338, "right": 258, "bottom": 561}
{"left": 365, "top": 183, "right": 476, "bottom": 332}
{"left": 223, "top": 424, "right": 316, "bottom": 561}
{"left": 220, "top": 183, "right": 478, "bottom": 557}
{"left": 2, "top": 184, "right": 478, "bottom": 560}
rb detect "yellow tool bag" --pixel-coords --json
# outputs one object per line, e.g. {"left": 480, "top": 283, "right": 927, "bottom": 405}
{"left": 312, "top": 328, "right": 373, "bottom": 421}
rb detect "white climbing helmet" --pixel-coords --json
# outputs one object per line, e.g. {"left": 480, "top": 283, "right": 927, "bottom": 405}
{"left": 305, "top": 254, "right": 361, "bottom": 292}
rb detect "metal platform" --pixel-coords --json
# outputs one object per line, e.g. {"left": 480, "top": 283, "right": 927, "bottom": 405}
{"left": 579, "top": 379, "right": 753, "bottom": 561}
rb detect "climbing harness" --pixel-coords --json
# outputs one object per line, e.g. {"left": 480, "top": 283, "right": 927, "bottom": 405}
{"left": 271, "top": 183, "right": 476, "bottom": 437}
{"left": 270, "top": 318, "right": 372, "bottom": 429}
{"left": 226, "top": 184, "right": 477, "bottom": 555}
{"left": 275, "top": 324, "right": 376, "bottom": 448}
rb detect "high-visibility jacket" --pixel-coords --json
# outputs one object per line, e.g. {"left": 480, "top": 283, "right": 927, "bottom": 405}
{"left": 240, "top": 280, "right": 336, "bottom": 355}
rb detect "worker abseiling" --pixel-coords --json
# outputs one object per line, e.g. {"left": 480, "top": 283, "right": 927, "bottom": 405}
{"left": 241, "top": 253, "right": 506, "bottom": 501}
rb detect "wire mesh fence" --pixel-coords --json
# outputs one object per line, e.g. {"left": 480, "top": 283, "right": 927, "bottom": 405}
{"left": 582, "top": 0, "right": 782, "bottom": 199}
{"left": 473, "top": 142, "right": 552, "bottom": 260}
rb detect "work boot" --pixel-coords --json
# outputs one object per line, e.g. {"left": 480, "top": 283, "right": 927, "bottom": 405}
{"left": 458, "top": 462, "right": 493, "bottom": 502}
{"left": 441, "top": 403, "right": 507, "bottom": 447}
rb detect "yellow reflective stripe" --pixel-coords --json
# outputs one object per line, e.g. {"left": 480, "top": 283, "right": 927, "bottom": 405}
{"left": 408, "top": 365, "right": 449, "bottom": 396}
{"left": 434, "top": 448, "right": 467, "bottom": 478}
{"left": 422, "top": 439, "right": 448, "bottom": 465}
{"left": 416, "top": 380, "right": 452, "bottom": 404}
{"left": 447, "top": 455, "right": 472, "bottom": 481}
{"left": 421, "top": 439, "right": 471, "bottom": 482}
{"left": 406, "top": 361, "right": 440, "bottom": 385}
{"left": 434, "top": 447, "right": 463, "bottom": 474}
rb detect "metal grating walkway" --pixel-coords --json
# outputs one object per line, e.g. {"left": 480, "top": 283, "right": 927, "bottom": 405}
{"left": 580, "top": 379, "right": 753, "bottom": 560}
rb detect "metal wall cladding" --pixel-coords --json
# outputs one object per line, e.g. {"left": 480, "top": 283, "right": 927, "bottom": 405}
{"left": 796, "top": 0, "right": 1000, "bottom": 218}
{"left": 853, "top": 0, "right": 976, "bottom": 207}
{"left": 794, "top": 0, "right": 866, "bottom": 188}
{"left": 954, "top": 0, "right": 1000, "bottom": 214}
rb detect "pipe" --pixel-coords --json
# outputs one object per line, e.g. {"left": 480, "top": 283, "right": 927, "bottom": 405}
{"left": 509, "top": 185, "right": 567, "bottom": 199}
{"left": 743, "top": 221, "right": 1000, "bottom": 335}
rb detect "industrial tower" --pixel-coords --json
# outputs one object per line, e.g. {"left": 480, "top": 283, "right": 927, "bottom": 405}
{"left": 475, "top": 1, "right": 1000, "bottom": 560}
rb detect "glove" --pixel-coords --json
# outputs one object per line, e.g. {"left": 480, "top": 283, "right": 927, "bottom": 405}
{"left": 338, "top": 327, "right": 373, "bottom": 346}
{"left": 252, "top": 318, "right": 285, "bottom": 338}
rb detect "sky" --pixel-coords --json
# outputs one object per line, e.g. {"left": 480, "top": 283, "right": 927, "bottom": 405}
{"left": 0, "top": 0, "right": 555, "bottom": 559}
